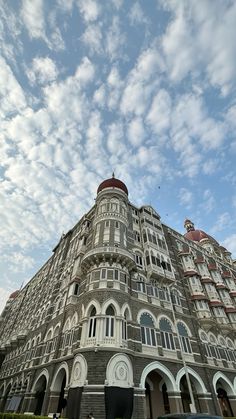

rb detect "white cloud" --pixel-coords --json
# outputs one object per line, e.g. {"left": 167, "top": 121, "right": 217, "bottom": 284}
{"left": 222, "top": 234, "right": 236, "bottom": 258}
{"left": 0, "top": 288, "right": 12, "bottom": 316}
{"left": 210, "top": 212, "right": 232, "bottom": 235}
{"left": 1, "top": 252, "right": 35, "bottom": 273}
{"left": 21, "top": 0, "right": 46, "bottom": 40}
{"left": 105, "top": 16, "right": 126, "bottom": 61}
{"left": 179, "top": 188, "right": 193, "bottom": 208}
{"left": 129, "top": 2, "right": 149, "bottom": 25}
{"left": 93, "top": 84, "right": 106, "bottom": 107}
{"left": 26, "top": 56, "right": 59, "bottom": 85}
{"left": 127, "top": 117, "right": 146, "bottom": 147}
{"left": 160, "top": 0, "right": 236, "bottom": 94}
{"left": 200, "top": 189, "right": 215, "bottom": 214}
{"left": 77, "top": 0, "right": 101, "bottom": 22}
{"left": 0, "top": 57, "right": 27, "bottom": 117}
{"left": 120, "top": 46, "right": 164, "bottom": 116}
{"left": 82, "top": 24, "right": 103, "bottom": 54}
{"left": 146, "top": 89, "right": 171, "bottom": 134}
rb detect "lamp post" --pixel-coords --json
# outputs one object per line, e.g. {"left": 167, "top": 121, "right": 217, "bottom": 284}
{"left": 161, "top": 261, "right": 197, "bottom": 413}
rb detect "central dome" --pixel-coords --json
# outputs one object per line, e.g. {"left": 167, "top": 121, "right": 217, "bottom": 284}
{"left": 97, "top": 175, "right": 128, "bottom": 195}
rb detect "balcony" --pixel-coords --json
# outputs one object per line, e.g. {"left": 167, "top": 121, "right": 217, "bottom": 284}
{"left": 81, "top": 246, "right": 136, "bottom": 272}
{"left": 196, "top": 311, "right": 216, "bottom": 330}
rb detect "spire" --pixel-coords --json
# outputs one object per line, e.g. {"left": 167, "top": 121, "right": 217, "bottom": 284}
{"left": 112, "top": 171, "right": 115, "bottom": 178}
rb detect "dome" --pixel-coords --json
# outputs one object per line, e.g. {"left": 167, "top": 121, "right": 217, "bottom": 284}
{"left": 9, "top": 290, "right": 20, "bottom": 299}
{"left": 184, "top": 230, "right": 209, "bottom": 242}
{"left": 183, "top": 219, "right": 219, "bottom": 245}
{"left": 97, "top": 175, "right": 128, "bottom": 195}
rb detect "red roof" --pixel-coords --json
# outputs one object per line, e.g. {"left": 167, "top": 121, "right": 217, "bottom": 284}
{"left": 184, "top": 230, "right": 209, "bottom": 242}
{"left": 97, "top": 177, "right": 128, "bottom": 195}
{"left": 9, "top": 290, "right": 20, "bottom": 299}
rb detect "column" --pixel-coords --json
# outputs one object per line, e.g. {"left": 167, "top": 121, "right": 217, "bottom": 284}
{"left": 168, "top": 391, "right": 184, "bottom": 413}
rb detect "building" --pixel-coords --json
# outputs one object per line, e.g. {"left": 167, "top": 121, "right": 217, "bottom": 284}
{"left": 1, "top": 175, "right": 236, "bottom": 419}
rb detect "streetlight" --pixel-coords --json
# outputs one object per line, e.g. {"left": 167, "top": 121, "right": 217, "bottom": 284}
{"left": 161, "top": 261, "right": 197, "bottom": 413}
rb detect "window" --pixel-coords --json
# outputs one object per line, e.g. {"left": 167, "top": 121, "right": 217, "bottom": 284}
{"left": 135, "top": 253, "right": 143, "bottom": 267}
{"left": 177, "top": 323, "right": 192, "bottom": 353}
{"left": 135, "top": 231, "right": 141, "bottom": 242}
{"left": 159, "top": 318, "right": 175, "bottom": 350}
{"left": 140, "top": 313, "right": 156, "bottom": 346}
{"left": 171, "top": 290, "right": 181, "bottom": 306}
{"left": 122, "top": 309, "right": 128, "bottom": 341}
{"left": 88, "top": 307, "right": 97, "bottom": 338}
{"left": 74, "top": 283, "right": 79, "bottom": 295}
{"left": 105, "top": 306, "right": 115, "bottom": 337}
{"left": 137, "top": 281, "right": 146, "bottom": 293}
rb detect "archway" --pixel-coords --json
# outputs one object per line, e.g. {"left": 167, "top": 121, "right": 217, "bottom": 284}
{"left": 34, "top": 375, "right": 47, "bottom": 415}
{"left": 180, "top": 375, "right": 199, "bottom": 413}
{"left": 140, "top": 362, "right": 176, "bottom": 419}
{"left": 213, "top": 373, "right": 234, "bottom": 417}
{"left": 145, "top": 371, "right": 171, "bottom": 419}
{"left": 51, "top": 367, "right": 67, "bottom": 415}
{"left": 176, "top": 367, "right": 208, "bottom": 413}
{"left": 217, "top": 385, "right": 233, "bottom": 417}
{"left": 1, "top": 383, "right": 11, "bottom": 412}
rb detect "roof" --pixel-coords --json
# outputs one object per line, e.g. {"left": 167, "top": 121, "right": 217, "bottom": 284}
{"left": 9, "top": 290, "right": 20, "bottom": 299}
{"left": 97, "top": 176, "right": 128, "bottom": 195}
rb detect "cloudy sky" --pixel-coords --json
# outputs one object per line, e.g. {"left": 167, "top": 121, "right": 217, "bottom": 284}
{"left": 1, "top": 0, "right": 236, "bottom": 313}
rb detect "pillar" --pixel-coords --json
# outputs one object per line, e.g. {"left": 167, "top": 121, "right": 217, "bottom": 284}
{"left": 132, "top": 388, "right": 146, "bottom": 419}
{"left": 228, "top": 396, "right": 236, "bottom": 416}
{"left": 168, "top": 391, "right": 183, "bottom": 413}
{"left": 47, "top": 390, "right": 60, "bottom": 415}
{"left": 80, "top": 386, "right": 105, "bottom": 419}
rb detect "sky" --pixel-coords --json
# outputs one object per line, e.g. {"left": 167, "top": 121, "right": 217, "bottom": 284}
{"left": 1, "top": 0, "right": 236, "bottom": 313}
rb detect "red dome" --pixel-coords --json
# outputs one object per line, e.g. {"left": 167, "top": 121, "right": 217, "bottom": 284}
{"left": 97, "top": 177, "right": 128, "bottom": 195}
{"left": 184, "top": 230, "right": 209, "bottom": 242}
{"left": 9, "top": 290, "right": 20, "bottom": 299}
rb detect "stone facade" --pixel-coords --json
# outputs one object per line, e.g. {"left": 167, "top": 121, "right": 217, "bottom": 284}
{"left": 0, "top": 176, "right": 236, "bottom": 419}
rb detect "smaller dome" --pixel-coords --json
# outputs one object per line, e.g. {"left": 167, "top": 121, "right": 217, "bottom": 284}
{"left": 9, "top": 290, "right": 20, "bottom": 299}
{"left": 97, "top": 175, "right": 128, "bottom": 195}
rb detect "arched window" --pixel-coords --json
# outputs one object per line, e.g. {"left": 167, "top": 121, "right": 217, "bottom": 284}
{"left": 45, "top": 330, "right": 53, "bottom": 354}
{"left": 122, "top": 308, "right": 129, "bottom": 341}
{"left": 208, "top": 333, "right": 220, "bottom": 359}
{"left": 177, "top": 323, "right": 192, "bottom": 353}
{"left": 159, "top": 318, "right": 175, "bottom": 350}
{"left": 105, "top": 305, "right": 115, "bottom": 337}
{"left": 140, "top": 313, "right": 156, "bottom": 346}
{"left": 88, "top": 307, "right": 97, "bottom": 338}
{"left": 171, "top": 289, "right": 181, "bottom": 306}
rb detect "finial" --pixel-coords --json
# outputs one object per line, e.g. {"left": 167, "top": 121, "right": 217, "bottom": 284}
{"left": 112, "top": 171, "right": 115, "bottom": 178}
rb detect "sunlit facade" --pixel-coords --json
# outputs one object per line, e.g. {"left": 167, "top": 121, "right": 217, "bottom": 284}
{"left": 1, "top": 176, "right": 236, "bottom": 419}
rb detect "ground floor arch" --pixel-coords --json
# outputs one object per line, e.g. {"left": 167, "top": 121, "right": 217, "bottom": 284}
{"left": 33, "top": 374, "right": 48, "bottom": 415}
{"left": 176, "top": 367, "right": 208, "bottom": 413}
{"left": 50, "top": 364, "right": 69, "bottom": 415}
{"left": 140, "top": 362, "right": 179, "bottom": 419}
{"left": 0, "top": 382, "right": 11, "bottom": 412}
{"left": 213, "top": 372, "right": 235, "bottom": 417}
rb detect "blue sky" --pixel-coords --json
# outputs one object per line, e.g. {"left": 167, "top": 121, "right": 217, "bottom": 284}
{"left": 1, "top": 0, "right": 236, "bottom": 313}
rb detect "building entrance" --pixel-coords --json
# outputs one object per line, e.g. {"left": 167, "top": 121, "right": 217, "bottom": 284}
{"left": 34, "top": 375, "right": 47, "bottom": 415}
{"left": 145, "top": 370, "right": 170, "bottom": 419}
{"left": 217, "top": 387, "right": 233, "bottom": 417}
{"left": 180, "top": 375, "right": 199, "bottom": 412}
